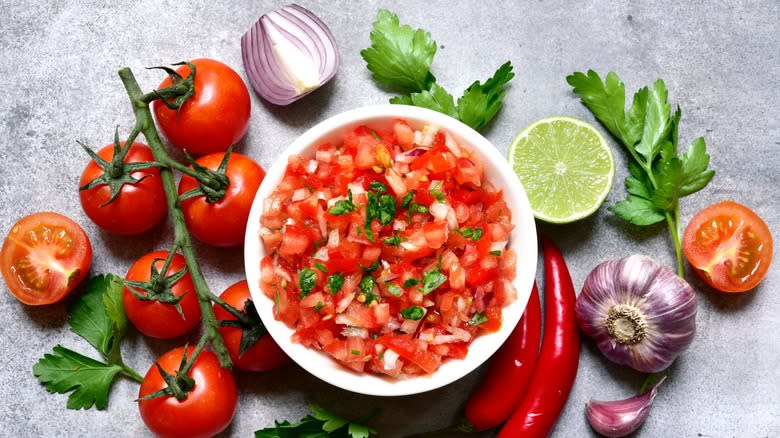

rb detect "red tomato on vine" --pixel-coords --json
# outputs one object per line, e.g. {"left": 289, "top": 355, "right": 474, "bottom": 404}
{"left": 138, "top": 346, "right": 237, "bottom": 438}
{"left": 79, "top": 142, "right": 167, "bottom": 235}
{"left": 122, "top": 250, "right": 201, "bottom": 338}
{"left": 153, "top": 58, "right": 250, "bottom": 156}
{"left": 214, "top": 280, "right": 290, "bottom": 372}
{"left": 178, "top": 152, "right": 265, "bottom": 247}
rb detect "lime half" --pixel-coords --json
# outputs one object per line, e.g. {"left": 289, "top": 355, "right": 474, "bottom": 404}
{"left": 508, "top": 116, "right": 615, "bottom": 224}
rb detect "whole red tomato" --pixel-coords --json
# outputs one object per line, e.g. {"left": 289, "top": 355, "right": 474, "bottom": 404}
{"left": 214, "top": 280, "right": 290, "bottom": 372}
{"left": 1, "top": 212, "right": 92, "bottom": 305}
{"left": 123, "top": 250, "right": 201, "bottom": 338}
{"left": 138, "top": 346, "right": 237, "bottom": 438}
{"left": 153, "top": 58, "right": 250, "bottom": 156}
{"left": 79, "top": 142, "right": 167, "bottom": 235}
{"left": 178, "top": 152, "right": 265, "bottom": 247}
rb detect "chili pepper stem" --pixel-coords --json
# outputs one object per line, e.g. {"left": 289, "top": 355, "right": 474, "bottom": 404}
{"left": 117, "top": 66, "right": 232, "bottom": 368}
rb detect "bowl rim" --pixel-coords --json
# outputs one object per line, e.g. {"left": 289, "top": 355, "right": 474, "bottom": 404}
{"left": 244, "top": 104, "right": 537, "bottom": 396}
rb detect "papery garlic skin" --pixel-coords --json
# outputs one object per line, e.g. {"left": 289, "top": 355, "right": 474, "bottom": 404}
{"left": 576, "top": 255, "right": 697, "bottom": 373}
{"left": 586, "top": 377, "right": 666, "bottom": 438}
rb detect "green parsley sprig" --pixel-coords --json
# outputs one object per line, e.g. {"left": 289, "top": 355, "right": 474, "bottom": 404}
{"left": 567, "top": 70, "right": 715, "bottom": 276}
{"left": 361, "top": 9, "right": 515, "bottom": 131}
{"left": 33, "top": 275, "right": 142, "bottom": 410}
{"left": 255, "top": 404, "right": 377, "bottom": 438}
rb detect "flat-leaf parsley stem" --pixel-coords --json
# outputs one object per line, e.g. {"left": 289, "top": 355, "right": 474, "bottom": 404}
{"left": 117, "top": 66, "right": 231, "bottom": 368}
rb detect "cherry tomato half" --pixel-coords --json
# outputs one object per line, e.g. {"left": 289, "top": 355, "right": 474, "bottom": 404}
{"left": 178, "top": 152, "right": 265, "bottom": 247}
{"left": 138, "top": 346, "right": 237, "bottom": 438}
{"left": 213, "top": 280, "right": 290, "bottom": 372}
{"left": 123, "top": 250, "right": 201, "bottom": 338}
{"left": 79, "top": 142, "right": 167, "bottom": 235}
{"left": 683, "top": 200, "right": 773, "bottom": 293}
{"left": 153, "top": 58, "right": 250, "bottom": 156}
{"left": 1, "top": 212, "right": 92, "bottom": 305}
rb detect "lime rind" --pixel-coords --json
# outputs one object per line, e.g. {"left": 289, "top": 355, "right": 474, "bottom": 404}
{"left": 508, "top": 116, "right": 615, "bottom": 224}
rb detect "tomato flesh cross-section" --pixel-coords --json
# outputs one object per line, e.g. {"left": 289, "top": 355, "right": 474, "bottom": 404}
{"left": 1, "top": 212, "right": 92, "bottom": 305}
{"left": 683, "top": 201, "right": 773, "bottom": 293}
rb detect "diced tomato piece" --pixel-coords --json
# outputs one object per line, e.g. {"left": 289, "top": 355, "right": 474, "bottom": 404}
{"left": 423, "top": 221, "right": 449, "bottom": 249}
{"left": 467, "top": 266, "right": 499, "bottom": 287}
{"left": 280, "top": 225, "right": 313, "bottom": 256}
{"left": 481, "top": 305, "right": 503, "bottom": 332}
{"left": 429, "top": 151, "right": 456, "bottom": 173}
{"left": 453, "top": 157, "right": 482, "bottom": 186}
{"left": 377, "top": 334, "right": 440, "bottom": 374}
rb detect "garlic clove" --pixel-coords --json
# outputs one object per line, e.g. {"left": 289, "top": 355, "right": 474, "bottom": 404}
{"left": 586, "top": 376, "right": 666, "bottom": 438}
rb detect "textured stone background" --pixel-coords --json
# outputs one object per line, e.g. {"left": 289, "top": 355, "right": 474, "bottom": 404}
{"left": 0, "top": 1, "right": 778, "bottom": 437}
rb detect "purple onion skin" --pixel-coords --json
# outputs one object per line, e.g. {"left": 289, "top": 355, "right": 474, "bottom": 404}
{"left": 576, "top": 255, "right": 697, "bottom": 373}
{"left": 241, "top": 4, "right": 339, "bottom": 106}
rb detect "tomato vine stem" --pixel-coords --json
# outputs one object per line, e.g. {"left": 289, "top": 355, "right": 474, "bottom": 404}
{"left": 117, "top": 66, "right": 232, "bottom": 368}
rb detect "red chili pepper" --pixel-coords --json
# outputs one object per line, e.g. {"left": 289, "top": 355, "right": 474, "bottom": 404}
{"left": 498, "top": 235, "right": 580, "bottom": 438}
{"left": 463, "top": 282, "right": 542, "bottom": 431}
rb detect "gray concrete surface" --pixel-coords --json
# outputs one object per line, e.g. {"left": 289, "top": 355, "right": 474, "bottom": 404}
{"left": 1, "top": 1, "right": 778, "bottom": 437}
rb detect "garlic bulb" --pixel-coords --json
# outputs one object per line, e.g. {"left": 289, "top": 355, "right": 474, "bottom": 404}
{"left": 576, "top": 255, "right": 696, "bottom": 373}
{"left": 586, "top": 376, "right": 666, "bottom": 437}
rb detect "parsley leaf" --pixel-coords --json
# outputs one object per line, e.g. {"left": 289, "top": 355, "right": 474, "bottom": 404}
{"left": 455, "top": 227, "right": 483, "bottom": 241}
{"left": 428, "top": 181, "right": 446, "bottom": 202}
{"left": 382, "top": 232, "right": 402, "bottom": 246}
{"left": 359, "top": 275, "right": 378, "bottom": 305}
{"left": 401, "top": 192, "right": 414, "bottom": 209}
{"left": 329, "top": 190, "right": 358, "bottom": 215}
{"left": 390, "top": 83, "right": 458, "bottom": 119}
{"left": 360, "top": 9, "right": 436, "bottom": 93}
{"left": 400, "top": 306, "right": 425, "bottom": 320}
{"left": 33, "top": 275, "right": 138, "bottom": 410}
{"left": 68, "top": 274, "right": 126, "bottom": 358}
{"left": 366, "top": 191, "right": 397, "bottom": 226}
{"left": 33, "top": 345, "right": 124, "bottom": 410}
{"left": 567, "top": 70, "right": 628, "bottom": 143}
{"left": 421, "top": 268, "right": 447, "bottom": 295}
{"left": 327, "top": 273, "right": 345, "bottom": 295}
{"left": 298, "top": 268, "right": 318, "bottom": 299}
{"left": 362, "top": 9, "right": 513, "bottom": 132}
{"left": 256, "top": 404, "right": 377, "bottom": 438}
{"left": 386, "top": 283, "right": 403, "bottom": 297}
{"left": 403, "top": 278, "right": 419, "bottom": 288}
{"left": 568, "top": 70, "right": 715, "bottom": 276}
{"left": 467, "top": 311, "right": 488, "bottom": 327}
{"left": 457, "top": 61, "right": 515, "bottom": 131}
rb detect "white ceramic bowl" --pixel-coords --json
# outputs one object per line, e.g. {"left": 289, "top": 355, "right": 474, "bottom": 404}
{"left": 244, "top": 105, "right": 537, "bottom": 396}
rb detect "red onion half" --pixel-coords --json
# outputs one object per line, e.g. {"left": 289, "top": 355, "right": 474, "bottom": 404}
{"left": 241, "top": 4, "right": 339, "bottom": 105}
{"left": 576, "top": 255, "right": 697, "bottom": 373}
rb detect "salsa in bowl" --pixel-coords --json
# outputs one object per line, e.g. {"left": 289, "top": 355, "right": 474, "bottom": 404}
{"left": 245, "top": 105, "right": 536, "bottom": 396}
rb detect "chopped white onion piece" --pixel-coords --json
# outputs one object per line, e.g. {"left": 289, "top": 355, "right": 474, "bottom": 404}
{"left": 327, "top": 228, "right": 340, "bottom": 248}
{"left": 429, "top": 202, "right": 449, "bottom": 221}
{"left": 312, "top": 246, "right": 329, "bottom": 261}
{"left": 383, "top": 348, "right": 399, "bottom": 370}
{"left": 336, "top": 291, "right": 355, "bottom": 313}
{"left": 491, "top": 240, "right": 508, "bottom": 252}
{"left": 341, "top": 327, "right": 369, "bottom": 339}
{"left": 292, "top": 188, "right": 308, "bottom": 201}
{"left": 400, "top": 317, "right": 422, "bottom": 335}
{"left": 444, "top": 132, "right": 463, "bottom": 157}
